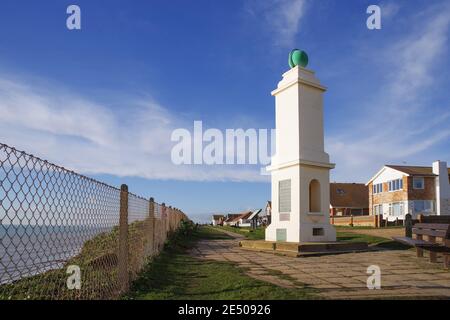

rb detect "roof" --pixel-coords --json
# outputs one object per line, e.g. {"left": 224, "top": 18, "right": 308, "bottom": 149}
{"left": 227, "top": 211, "right": 252, "bottom": 223}
{"left": 367, "top": 164, "right": 450, "bottom": 184}
{"left": 247, "top": 209, "right": 262, "bottom": 220}
{"left": 385, "top": 165, "right": 447, "bottom": 176}
{"left": 224, "top": 214, "right": 242, "bottom": 223}
{"left": 330, "top": 183, "right": 369, "bottom": 208}
{"left": 212, "top": 214, "right": 224, "bottom": 220}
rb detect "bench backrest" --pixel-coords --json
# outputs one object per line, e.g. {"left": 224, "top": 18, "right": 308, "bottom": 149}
{"left": 412, "top": 223, "right": 450, "bottom": 239}
{"left": 418, "top": 215, "right": 450, "bottom": 224}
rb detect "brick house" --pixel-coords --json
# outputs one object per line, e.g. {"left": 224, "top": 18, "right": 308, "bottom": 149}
{"left": 366, "top": 161, "right": 450, "bottom": 221}
{"left": 329, "top": 183, "right": 369, "bottom": 216}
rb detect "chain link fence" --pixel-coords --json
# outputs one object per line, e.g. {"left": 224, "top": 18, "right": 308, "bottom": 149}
{"left": 0, "top": 142, "right": 188, "bottom": 300}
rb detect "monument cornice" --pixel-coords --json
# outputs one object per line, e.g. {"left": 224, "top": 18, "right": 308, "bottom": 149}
{"left": 271, "top": 78, "right": 327, "bottom": 96}
{"left": 266, "top": 158, "right": 336, "bottom": 172}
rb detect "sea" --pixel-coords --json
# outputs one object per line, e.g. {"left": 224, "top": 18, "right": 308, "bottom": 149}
{"left": 0, "top": 224, "right": 114, "bottom": 284}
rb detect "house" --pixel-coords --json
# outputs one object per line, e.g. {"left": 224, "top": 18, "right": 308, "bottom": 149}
{"left": 329, "top": 183, "right": 369, "bottom": 216}
{"left": 231, "top": 211, "right": 253, "bottom": 227}
{"left": 222, "top": 214, "right": 242, "bottom": 226}
{"left": 211, "top": 214, "right": 224, "bottom": 226}
{"left": 366, "top": 160, "right": 450, "bottom": 221}
{"left": 223, "top": 211, "right": 258, "bottom": 227}
{"left": 264, "top": 201, "right": 271, "bottom": 225}
{"left": 247, "top": 209, "right": 262, "bottom": 229}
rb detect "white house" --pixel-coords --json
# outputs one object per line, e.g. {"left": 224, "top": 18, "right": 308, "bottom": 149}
{"left": 366, "top": 161, "right": 450, "bottom": 221}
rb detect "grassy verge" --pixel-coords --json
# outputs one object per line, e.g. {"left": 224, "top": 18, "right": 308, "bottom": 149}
{"left": 213, "top": 225, "right": 409, "bottom": 250}
{"left": 334, "top": 225, "right": 404, "bottom": 230}
{"left": 214, "top": 225, "right": 266, "bottom": 240}
{"left": 125, "top": 224, "right": 317, "bottom": 300}
{"left": 336, "top": 231, "right": 409, "bottom": 250}
{"left": 0, "top": 220, "right": 154, "bottom": 300}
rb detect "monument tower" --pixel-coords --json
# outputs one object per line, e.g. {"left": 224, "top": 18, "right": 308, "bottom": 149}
{"left": 265, "top": 50, "right": 336, "bottom": 243}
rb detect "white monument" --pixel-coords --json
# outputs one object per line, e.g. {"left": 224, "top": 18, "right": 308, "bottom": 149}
{"left": 265, "top": 50, "right": 336, "bottom": 243}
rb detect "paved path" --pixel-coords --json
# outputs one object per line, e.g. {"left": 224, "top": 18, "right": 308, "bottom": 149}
{"left": 190, "top": 230, "right": 450, "bottom": 299}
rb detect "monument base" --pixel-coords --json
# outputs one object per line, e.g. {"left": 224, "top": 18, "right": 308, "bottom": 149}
{"left": 265, "top": 222, "right": 336, "bottom": 243}
{"left": 240, "top": 240, "right": 368, "bottom": 257}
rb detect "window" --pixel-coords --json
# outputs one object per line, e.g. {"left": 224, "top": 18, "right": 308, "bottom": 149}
{"left": 309, "top": 179, "right": 321, "bottom": 212}
{"left": 414, "top": 200, "right": 434, "bottom": 213}
{"left": 313, "top": 228, "right": 324, "bottom": 236}
{"left": 388, "top": 202, "right": 404, "bottom": 217}
{"left": 388, "top": 178, "right": 403, "bottom": 191}
{"left": 278, "top": 180, "right": 291, "bottom": 213}
{"left": 372, "top": 183, "right": 383, "bottom": 194}
{"left": 413, "top": 177, "right": 424, "bottom": 189}
{"left": 276, "top": 229, "right": 287, "bottom": 242}
{"left": 373, "top": 204, "right": 382, "bottom": 215}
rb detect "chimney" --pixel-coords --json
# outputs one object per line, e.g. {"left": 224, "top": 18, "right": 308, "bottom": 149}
{"left": 432, "top": 161, "right": 450, "bottom": 215}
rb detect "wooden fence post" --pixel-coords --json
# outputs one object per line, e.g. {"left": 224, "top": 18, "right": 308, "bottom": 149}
{"left": 118, "top": 184, "right": 129, "bottom": 293}
{"left": 149, "top": 197, "right": 155, "bottom": 255}
{"left": 350, "top": 215, "right": 354, "bottom": 227}
{"left": 161, "top": 202, "right": 167, "bottom": 242}
{"left": 418, "top": 214, "right": 424, "bottom": 223}
{"left": 168, "top": 206, "right": 173, "bottom": 233}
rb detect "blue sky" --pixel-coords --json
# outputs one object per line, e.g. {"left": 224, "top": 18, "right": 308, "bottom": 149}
{"left": 0, "top": 0, "right": 449, "bottom": 222}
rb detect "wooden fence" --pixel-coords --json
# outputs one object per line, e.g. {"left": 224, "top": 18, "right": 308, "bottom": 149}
{"left": 330, "top": 214, "right": 383, "bottom": 228}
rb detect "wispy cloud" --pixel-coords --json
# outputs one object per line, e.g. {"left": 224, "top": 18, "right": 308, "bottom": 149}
{"left": 0, "top": 75, "right": 268, "bottom": 182}
{"left": 245, "top": 0, "right": 307, "bottom": 48}
{"left": 380, "top": 2, "right": 401, "bottom": 20}
{"left": 328, "top": 2, "right": 450, "bottom": 182}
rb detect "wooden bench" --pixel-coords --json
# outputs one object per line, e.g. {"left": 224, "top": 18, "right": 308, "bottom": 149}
{"left": 393, "top": 223, "right": 450, "bottom": 268}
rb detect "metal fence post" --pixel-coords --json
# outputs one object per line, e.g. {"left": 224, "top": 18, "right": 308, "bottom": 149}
{"left": 405, "top": 213, "right": 413, "bottom": 238}
{"left": 118, "top": 184, "right": 129, "bottom": 293}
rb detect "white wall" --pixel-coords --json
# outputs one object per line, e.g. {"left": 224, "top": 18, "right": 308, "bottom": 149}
{"left": 433, "top": 160, "right": 450, "bottom": 215}
{"left": 265, "top": 66, "right": 335, "bottom": 243}
{"left": 373, "top": 167, "right": 405, "bottom": 184}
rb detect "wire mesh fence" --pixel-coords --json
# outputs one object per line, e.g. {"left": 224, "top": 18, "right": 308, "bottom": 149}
{"left": 0, "top": 142, "right": 188, "bottom": 300}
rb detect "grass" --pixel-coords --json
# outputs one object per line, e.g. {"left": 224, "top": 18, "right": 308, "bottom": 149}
{"left": 125, "top": 224, "right": 317, "bottom": 300}
{"left": 215, "top": 225, "right": 266, "bottom": 240}
{"left": 213, "top": 225, "right": 409, "bottom": 251}
{"left": 336, "top": 231, "right": 410, "bottom": 250}
{"left": 336, "top": 232, "right": 387, "bottom": 245}
{"left": 334, "top": 225, "right": 404, "bottom": 230}
{"left": 0, "top": 219, "right": 154, "bottom": 300}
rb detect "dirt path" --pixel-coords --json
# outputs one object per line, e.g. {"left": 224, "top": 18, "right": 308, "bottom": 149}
{"left": 191, "top": 229, "right": 450, "bottom": 299}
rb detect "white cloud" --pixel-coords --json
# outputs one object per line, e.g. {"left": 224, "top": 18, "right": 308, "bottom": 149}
{"left": 245, "top": 0, "right": 307, "bottom": 48}
{"left": 328, "top": 3, "right": 450, "bottom": 183}
{"left": 0, "top": 75, "right": 268, "bottom": 183}
{"left": 380, "top": 2, "right": 400, "bottom": 20}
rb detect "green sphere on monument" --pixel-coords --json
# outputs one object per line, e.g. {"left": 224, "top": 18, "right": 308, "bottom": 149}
{"left": 288, "top": 49, "right": 309, "bottom": 68}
